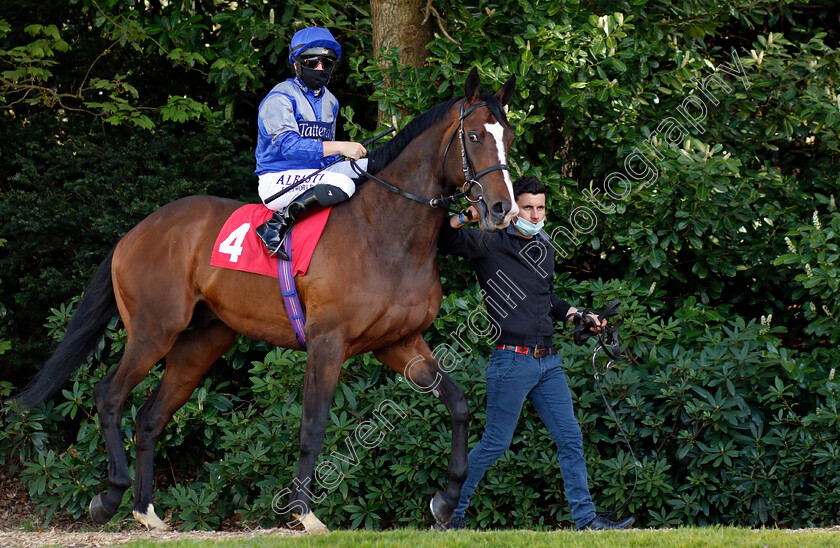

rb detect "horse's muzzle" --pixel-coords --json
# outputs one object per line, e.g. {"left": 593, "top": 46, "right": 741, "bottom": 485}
{"left": 486, "top": 199, "right": 516, "bottom": 229}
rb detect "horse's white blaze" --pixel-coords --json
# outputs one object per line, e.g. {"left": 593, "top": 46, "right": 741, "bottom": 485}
{"left": 484, "top": 122, "right": 518, "bottom": 219}
{"left": 299, "top": 511, "right": 328, "bottom": 533}
{"left": 133, "top": 503, "right": 170, "bottom": 531}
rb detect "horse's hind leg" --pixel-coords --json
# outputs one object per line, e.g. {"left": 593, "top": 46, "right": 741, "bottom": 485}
{"left": 89, "top": 334, "right": 178, "bottom": 525}
{"left": 132, "top": 321, "right": 236, "bottom": 531}
{"left": 374, "top": 333, "right": 470, "bottom": 526}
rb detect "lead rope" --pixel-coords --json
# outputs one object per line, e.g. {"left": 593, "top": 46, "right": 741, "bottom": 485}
{"left": 569, "top": 300, "right": 638, "bottom": 520}
{"left": 591, "top": 341, "right": 638, "bottom": 519}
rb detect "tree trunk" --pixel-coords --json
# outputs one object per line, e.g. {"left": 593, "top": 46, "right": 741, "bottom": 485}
{"left": 370, "top": 0, "right": 432, "bottom": 71}
{"left": 370, "top": 0, "right": 432, "bottom": 123}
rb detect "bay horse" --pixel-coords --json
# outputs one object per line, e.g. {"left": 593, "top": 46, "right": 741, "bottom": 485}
{"left": 15, "top": 68, "right": 517, "bottom": 532}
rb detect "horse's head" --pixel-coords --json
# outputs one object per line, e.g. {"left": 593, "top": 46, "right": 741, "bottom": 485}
{"left": 444, "top": 67, "right": 518, "bottom": 231}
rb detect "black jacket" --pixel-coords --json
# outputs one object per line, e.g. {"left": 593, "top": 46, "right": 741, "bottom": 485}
{"left": 438, "top": 222, "right": 571, "bottom": 348}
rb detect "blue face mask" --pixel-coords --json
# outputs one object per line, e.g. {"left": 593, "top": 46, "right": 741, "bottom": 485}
{"left": 514, "top": 216, "right": 545, "bottom": 236}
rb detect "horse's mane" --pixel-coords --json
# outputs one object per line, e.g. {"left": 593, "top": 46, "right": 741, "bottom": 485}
{"left": 367, "top": 92, "right": 508, "bottom": 174}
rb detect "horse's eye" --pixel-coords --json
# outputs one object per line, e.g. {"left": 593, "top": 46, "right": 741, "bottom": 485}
{"left": 468, "top": 132, "right": 479, "bottom": 142}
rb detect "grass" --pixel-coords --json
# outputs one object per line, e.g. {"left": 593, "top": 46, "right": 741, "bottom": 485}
{"left": 121, "top": 526, "right": 840, "bottom": 548}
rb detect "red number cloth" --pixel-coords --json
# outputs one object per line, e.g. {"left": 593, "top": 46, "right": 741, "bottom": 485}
{"left": 210, "top": 204, "right": 331, "bottom": 277}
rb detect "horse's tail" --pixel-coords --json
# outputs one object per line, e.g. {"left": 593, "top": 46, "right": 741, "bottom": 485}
{"left": 14, "top": 247, "right": 118, "bottom": 409}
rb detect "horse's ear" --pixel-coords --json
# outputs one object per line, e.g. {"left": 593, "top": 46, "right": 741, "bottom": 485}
{"left": 495, "top": 74, "right": 516, "bottom": 106}
{"left": 465, "top": 66, "right": 481, "bottom": 103}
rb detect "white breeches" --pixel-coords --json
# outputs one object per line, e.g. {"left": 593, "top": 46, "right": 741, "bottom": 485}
{"left": 258, "top": 159, "right": 367, "bottom": 211}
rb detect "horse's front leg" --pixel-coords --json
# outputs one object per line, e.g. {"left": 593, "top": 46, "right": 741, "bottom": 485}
{"left": 287, "top": 336, "right": 345, "bottom": 533}
{"left": 375, "top": 333, "right": 470, "bottom": 526}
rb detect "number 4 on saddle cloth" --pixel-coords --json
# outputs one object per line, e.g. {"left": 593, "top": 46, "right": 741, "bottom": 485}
{"left": 210, "top": 204, "right": 331, "bottom": 349}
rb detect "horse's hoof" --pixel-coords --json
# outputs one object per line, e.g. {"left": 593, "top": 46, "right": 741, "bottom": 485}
{"left": 430, "top": 491, "right": 455, "bottom": 525}
{"left": 133, "top": 503, "right": 170, "bottom": 531}
{"left": 295, "top": 512, "right": 329, "bottom": 534}
{"left": 89, "top": 494, "right": 115, "bottom": 525}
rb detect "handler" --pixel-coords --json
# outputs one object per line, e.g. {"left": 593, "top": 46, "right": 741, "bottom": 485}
{"left": 254, "top": 26, "right": 368, "bottom": 259}
{"left": 436, "top": 176, "right": 636, "bottom": 530}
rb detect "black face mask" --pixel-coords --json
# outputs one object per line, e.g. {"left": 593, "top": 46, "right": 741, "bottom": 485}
{"left": 299, "top": 67, "right": 331, "bottom": 90}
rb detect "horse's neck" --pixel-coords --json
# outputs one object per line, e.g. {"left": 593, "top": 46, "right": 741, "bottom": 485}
{"left": 349, "top": 132, "right": 451, "bottom": 260}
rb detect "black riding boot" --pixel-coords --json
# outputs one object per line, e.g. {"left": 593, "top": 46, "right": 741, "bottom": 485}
{"left": 256, "top": 188, "right": 322, "bottom": 260}
{"left": 256, "top": 185, "right": 349, "bottom": 260}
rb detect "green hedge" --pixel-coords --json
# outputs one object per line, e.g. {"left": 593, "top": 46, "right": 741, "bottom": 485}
{"left": 2, "top": 0, "right": 839, "bottom": 532}
{"left": 2, "top": 279, "right": 838, "bottom": 530}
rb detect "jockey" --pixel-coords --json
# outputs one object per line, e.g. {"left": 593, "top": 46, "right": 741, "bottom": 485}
{"left": 254, "top": 26, "right": 368, "bottom": 259}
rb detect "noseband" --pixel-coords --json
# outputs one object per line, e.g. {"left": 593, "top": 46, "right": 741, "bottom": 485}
{"left": 352, "top": 99, "right": 511, "bottom": 211}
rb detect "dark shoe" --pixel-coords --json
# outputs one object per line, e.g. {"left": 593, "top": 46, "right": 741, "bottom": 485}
{"left": 256, "top": 188, "right": 323, "bottom": 259}
{"left": 432, "top": 514, "right": 465, "bottom": 531}
{"left": 583, "top": 514, "right": 635, "bottom": 530}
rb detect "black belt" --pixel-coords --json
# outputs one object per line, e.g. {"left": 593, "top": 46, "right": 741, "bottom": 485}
{"left": 495, "top": 344, "right": 557, "bottom": 359}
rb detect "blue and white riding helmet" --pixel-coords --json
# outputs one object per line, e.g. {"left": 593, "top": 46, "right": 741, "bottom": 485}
{"left": 288, "top": 27, "right": 342, "bottom": 65}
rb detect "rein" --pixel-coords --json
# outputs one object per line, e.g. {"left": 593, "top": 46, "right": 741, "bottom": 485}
{"left": 569, "top": 300, "right": 639, "bottom": 519}
{"left": 351, "top": 99, "right": 510, "bottom": 212}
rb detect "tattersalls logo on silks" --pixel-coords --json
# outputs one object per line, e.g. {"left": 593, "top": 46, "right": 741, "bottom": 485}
{"left": 297, "top": 121, "right": 333, "bottom": 140}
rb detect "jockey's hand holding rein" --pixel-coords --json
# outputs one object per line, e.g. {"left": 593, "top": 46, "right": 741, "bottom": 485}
{"left": 324, "top": 141, "right": 367, "bottom": 160}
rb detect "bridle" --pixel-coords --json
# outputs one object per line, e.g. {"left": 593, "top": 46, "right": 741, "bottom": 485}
{"left": 441, "top": 99, "right": 511, "bottom": 206}
{"left": 351, "top": 99, "right": 511, "bottom": 212}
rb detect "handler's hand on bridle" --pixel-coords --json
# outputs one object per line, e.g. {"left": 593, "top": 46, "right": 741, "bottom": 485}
{"left": 566, "top": 309, "right": 607, "bottom": 334}
{"left": 562, "top": 300, "right": 622, "bottom": 350}
{"left": 462, "top": 205, "right": 479, "bottom": 223}
{"left": 583, "top": 311, "right": 607, "bottom": 333}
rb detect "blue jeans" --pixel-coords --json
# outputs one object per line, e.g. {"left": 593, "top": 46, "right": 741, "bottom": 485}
{"left": 454, "top": 348, "right": 597, "bottom": 528}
